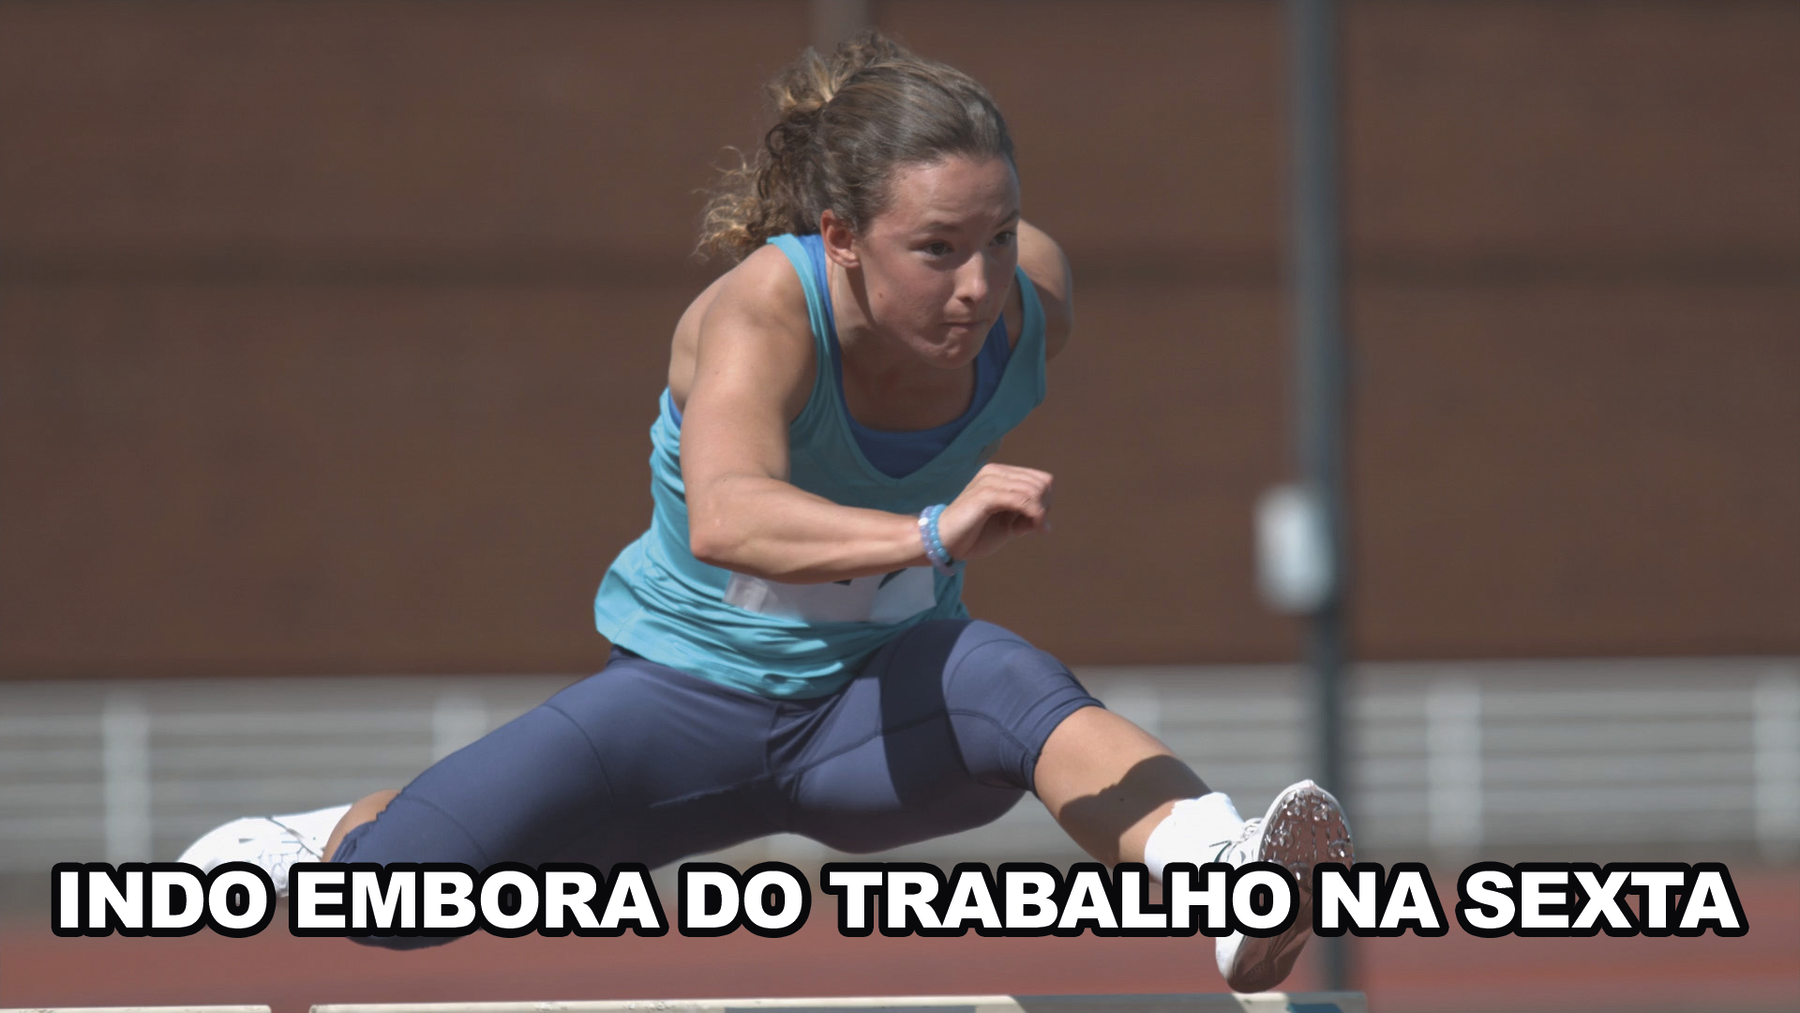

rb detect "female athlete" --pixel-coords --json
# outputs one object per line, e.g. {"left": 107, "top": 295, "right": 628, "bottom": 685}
{"left": 183, "top": 31, "right": 1352, "bottom": 993}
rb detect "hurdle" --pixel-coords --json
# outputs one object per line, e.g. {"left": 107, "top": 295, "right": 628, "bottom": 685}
{"left": 309, "top": 995, "right": 1367, "bottom": 1013}
{"left": 0, "top": 1008, "right": 273, "bottom": 1013}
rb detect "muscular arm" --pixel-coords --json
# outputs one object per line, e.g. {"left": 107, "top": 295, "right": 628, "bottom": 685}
{"left": 683, "top": 232, "right": 1065, "bottom": 585}
{"left": 681, "top": 249, "right": 929, "bottom": 583}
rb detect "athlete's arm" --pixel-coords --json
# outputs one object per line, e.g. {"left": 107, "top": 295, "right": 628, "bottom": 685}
{"left": 684, "top": 243, "right": 1059, "bottom": 584}
{"left": 681, "top": 248, "right": 929, "bottom": 583}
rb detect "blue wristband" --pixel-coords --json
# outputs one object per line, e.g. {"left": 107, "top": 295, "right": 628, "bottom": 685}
{"left": 918, "top": 503, "right": 957, "bottom": 575}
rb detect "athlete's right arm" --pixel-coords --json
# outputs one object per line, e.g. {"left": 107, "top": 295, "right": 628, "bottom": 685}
{"left": 680, "top": 249, "right": 929, "bottom": 584}
{"left": 682, "top": 248, "right": 1055, "bottom": 584}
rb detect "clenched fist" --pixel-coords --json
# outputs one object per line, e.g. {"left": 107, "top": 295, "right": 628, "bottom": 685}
{"left": 935, "top": 463, "right": 1054, "bottom": 562}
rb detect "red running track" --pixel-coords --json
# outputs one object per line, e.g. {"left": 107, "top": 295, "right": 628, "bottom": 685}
{"left": 4, "top": 867, "right": 1795, "bottom": 1013}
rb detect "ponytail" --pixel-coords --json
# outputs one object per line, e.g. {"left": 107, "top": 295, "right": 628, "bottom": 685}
{"left": 697, "top": 30, "right": 1014, "bottom": 263}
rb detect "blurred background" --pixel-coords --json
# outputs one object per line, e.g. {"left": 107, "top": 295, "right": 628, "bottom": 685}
{"left": 2, "top": 1, "right": 1795, "bottom": 1012}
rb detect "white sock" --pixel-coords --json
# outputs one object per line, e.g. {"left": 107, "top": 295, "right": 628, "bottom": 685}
{"left": 1143, "top": 792, "right": 1245, "bottom": 883}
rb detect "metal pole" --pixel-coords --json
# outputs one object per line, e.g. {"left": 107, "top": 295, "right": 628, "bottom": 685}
{"left": 1289, "top": 0, "right": 1352, "bottom": 992}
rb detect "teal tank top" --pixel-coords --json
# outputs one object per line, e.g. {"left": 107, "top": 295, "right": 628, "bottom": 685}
{"left": 593, "top": 234, "right": 1048, "bottom": 699}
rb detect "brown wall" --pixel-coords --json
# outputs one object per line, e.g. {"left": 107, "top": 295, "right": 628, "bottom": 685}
{"left": 3, "top": 1, "right": 1796, "bottom": 678}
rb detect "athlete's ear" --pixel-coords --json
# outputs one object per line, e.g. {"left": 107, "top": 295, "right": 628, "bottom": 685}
{"left": 819, "top": 209, "right": 860, "bottom": 269}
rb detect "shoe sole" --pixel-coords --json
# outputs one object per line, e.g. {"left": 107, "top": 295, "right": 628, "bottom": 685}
{"left": 1223, "top": 780, "right": 1353, "bottom": 993}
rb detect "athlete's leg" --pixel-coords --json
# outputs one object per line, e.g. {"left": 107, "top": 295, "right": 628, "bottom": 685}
{"left": 774, "top": 618, "right": 1102, "bottom": 853}
{"left": 1045, "top": 697, "right": 1353, "bottom": 993}
{"left": 182, "top": 649, "right": 791, "bottom": 949}
{"left": 324, "top": 789, "right": 397, "bottom": 862}
{"left": 1035, "top": 696, "right": 1353, "bottom": 991}
{"left": 777, "top": 617, "right": 1350, "bottom": 994}
{"left": 1031, "top": 705, "right": 1208, "bottom": 864}
{"left": 776, "top": 617, "right": 1206, "bottom": 864}
{"left": 328, "top": 649, "right": 786, "bottom": 872}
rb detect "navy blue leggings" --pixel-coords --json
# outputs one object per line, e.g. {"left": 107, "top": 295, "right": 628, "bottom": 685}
{"left": 334, "top": 619, "right": 1100, "bottom": 946}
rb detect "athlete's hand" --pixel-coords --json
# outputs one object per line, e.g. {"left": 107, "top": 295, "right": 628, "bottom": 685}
{"left": 935, "top": 463, "right": 1054, "bottom": 562}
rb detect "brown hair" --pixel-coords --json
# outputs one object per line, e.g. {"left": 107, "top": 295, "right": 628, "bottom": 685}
{"left": 697, "top": 30, "right": 1015, "bottom": 263}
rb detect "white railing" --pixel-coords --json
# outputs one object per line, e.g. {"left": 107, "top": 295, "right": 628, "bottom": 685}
{"left": 0, "top": 660, "right": 1794, "bottom": 874}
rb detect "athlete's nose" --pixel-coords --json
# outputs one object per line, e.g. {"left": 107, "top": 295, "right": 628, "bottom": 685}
{"left": 954, "top": 252, "right": 991, "bottom": 308}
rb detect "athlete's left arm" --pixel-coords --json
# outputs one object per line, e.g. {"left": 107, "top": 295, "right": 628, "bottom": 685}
{"left": 1018, "top": 221, "right": 1074, "bottom": 362}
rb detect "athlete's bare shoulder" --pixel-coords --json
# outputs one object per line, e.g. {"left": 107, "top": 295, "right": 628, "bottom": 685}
{"left": 668, "top": 243, "right": 815, "bottom": 420}
{"left": 1018, "top": 221, "right": 1074, "bottom": 361}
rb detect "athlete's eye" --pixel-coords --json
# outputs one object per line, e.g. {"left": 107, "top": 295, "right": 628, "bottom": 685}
{"left": 994, "top": 230, "right": 1017, "bottom": 247}
{"left": 924, "top": 241, "right": 954, "bottom": 257}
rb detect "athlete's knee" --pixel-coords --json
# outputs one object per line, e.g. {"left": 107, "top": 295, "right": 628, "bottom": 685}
{"left": 325, "top": 789, "right": 399, "bottom": 862}
{"left": 327, "top": 795, "right": 492, "bottom": 868}
{"left": 934, "top": 622, "right": 1101, "bottom": 791}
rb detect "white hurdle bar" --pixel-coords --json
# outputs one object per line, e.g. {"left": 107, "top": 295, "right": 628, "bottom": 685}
{"left": 309, "top": 995, "right": 1368, "bottom": 1013}
{"left": 0, "top": 1008, "right": 273, "bottom": 1013}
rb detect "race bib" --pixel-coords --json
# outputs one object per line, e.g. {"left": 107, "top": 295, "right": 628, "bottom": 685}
{"left": 723, "top": 566, "right": 937, "bottom": 624}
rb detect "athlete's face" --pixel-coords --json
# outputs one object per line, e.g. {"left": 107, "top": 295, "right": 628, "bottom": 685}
{"left": 826, "top": 155, "right": 1020, "bottom": 368}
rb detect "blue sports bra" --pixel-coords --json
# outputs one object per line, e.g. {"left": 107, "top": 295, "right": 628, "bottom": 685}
{"left": 670, "top": 233, "right": 1013, "bottom": 478}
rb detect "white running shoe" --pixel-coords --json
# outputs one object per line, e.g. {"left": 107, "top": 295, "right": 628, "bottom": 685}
{"left": 177, "top": 803, "right": 352, "bottom": 897}
{"left": 1210, "top": 780, "right": 1352, "bottom": 993}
